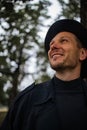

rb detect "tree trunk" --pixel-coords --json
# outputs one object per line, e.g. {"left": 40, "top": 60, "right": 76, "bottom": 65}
{"left": 80, "top": 0, "right": 87, "bottom": 28}
{"left": 80, "top": 0, "right": 87, "bottom": 81}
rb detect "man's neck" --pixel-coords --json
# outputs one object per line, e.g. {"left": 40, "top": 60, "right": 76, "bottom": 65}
{"left": 55, "top": 68, "right": 80, "bottom": 81}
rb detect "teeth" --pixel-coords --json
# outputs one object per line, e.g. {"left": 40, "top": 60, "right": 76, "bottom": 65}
{"left": 52, "top": 54, "right": 62, "bottom": 58}
{"left": 52, "top": 54, "right": 63, "bottom": 57}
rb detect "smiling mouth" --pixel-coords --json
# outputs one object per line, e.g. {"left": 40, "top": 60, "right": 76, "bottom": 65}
{"left": 51, "top": 53, "right": 64, "bottom": 58}
{"left": 50, "top": 54, "right": 64, "bottom": 61}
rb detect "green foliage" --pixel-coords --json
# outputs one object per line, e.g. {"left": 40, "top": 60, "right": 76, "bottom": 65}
{"left": 57, "top": 0, "right": 80, "bottom": 19}
{"left": 0, "top": 0, "right": 51, "bottom": 106}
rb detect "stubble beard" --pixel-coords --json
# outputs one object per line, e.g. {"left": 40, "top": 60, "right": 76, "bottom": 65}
{"left": 50, "top": 60, "right": 79, "bottom": 73}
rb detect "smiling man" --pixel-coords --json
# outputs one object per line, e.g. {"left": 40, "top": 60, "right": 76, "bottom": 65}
{"left": 48, "top": 31, "right": 86, "bottom": 81}
{"left": 1, "top": 19, "right": 87, "bottom": 130}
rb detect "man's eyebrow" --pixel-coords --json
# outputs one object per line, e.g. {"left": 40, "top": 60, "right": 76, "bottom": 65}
{"left": 60, "top": 36, "right": 70, "bottom": 39}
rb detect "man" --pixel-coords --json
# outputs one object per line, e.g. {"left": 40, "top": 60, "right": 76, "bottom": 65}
{"left": 0, "top": 19, "right": 87, "bottom": 130}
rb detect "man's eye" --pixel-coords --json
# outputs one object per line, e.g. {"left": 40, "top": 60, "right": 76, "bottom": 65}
{"left": 60, "top": 39, "right": 68, "bottom": 43}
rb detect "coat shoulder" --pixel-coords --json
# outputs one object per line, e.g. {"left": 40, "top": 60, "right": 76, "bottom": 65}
{"left": 13, "top": 80, "right": 51, "bottom": 105}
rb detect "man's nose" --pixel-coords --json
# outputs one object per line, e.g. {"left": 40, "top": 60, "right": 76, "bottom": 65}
{"left": 50, "top": 41, "right": 60, "bottom": 50}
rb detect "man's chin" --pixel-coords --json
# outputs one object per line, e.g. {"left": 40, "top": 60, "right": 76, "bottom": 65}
{"left": 50, "top": 64, "right": 65, "bottom": 71}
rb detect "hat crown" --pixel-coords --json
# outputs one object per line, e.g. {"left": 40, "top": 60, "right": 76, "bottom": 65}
{"left": 45, "top": 19, "right": 87, "bottom": 52}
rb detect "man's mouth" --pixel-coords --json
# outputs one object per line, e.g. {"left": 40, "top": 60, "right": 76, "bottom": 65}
{"left": 51, "top": 52, "right": 64, "bottom": 58}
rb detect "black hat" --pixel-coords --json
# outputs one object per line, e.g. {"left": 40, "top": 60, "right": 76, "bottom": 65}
{"left": 44, "top": 19, "right": 87, "bottom": 78}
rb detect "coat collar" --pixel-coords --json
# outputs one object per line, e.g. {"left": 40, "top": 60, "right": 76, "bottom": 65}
{"left": 33, "top": 77, "right": 87, "bottom": 106}
{"left": 33, "top": 78, "right": 55, "bottom": 105}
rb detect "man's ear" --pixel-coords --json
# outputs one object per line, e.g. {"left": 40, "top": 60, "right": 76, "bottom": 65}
{"left": 80, "top": 48, "right": 87, "bottom": 61}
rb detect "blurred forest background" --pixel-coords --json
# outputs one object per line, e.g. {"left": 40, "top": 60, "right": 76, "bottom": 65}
{"left": 0, "top": 0, "right": 87, "bottom": 107}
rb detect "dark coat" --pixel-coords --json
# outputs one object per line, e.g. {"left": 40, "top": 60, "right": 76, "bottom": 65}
{"left": 0, "top": 79, "right": 59, "bottom": 130}
{"left": 0, "top": 78, "right": 87, "bottom": 130}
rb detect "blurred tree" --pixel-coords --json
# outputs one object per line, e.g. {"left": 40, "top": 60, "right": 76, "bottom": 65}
{"left": 80, "top": 0, "right": 87, "bottom": 82}
{"left": 57, "top": 0, "right": 87, "bottom": 27}
{"left": 0, "top": 0, "right": 51, "bottom": 106}
{"left": 80, "top": 0, "right": 87, "bottom": 27}
{"left": 57, "top": 0, "right": 80, "bottom": 19}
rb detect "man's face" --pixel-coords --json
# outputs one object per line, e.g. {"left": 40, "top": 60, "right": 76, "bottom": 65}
{"left": 48, "top": 32, "right": 85, "bottom": 72}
